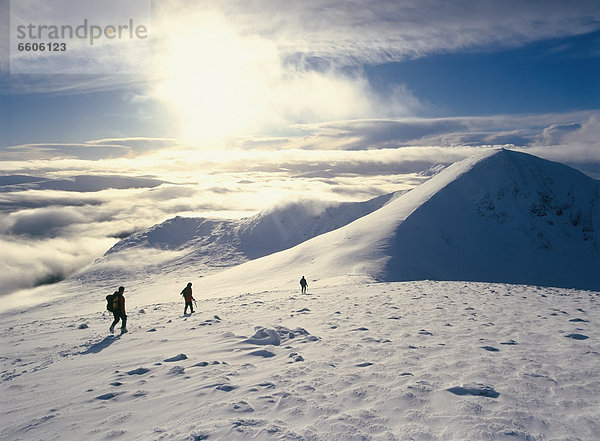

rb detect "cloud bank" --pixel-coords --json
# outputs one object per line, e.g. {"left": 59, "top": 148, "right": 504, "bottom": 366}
{"left": 1, "top": 109, "right": 599, "bottom": 297}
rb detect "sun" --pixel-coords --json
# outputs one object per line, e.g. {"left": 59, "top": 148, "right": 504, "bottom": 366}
{"left": 151, "top": 14, "right": 281, "bottom": 145}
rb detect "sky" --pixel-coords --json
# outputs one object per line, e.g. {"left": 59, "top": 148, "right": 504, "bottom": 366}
{"left": 0, "top": 0, "right": 599, "bottom": 296}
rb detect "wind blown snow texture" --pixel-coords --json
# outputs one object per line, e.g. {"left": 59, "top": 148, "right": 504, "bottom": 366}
{"left": 1, "top": 282, "right": 599, "bottom": 440}
{"left": 1, "top": 149, "right": 599, "bottom": 440}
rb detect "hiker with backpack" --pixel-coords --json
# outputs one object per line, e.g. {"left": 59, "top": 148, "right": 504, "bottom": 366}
{"left": 181, "top": 282, "right": 196, "bottom": 314}
{"left": 107, "top": 286, "right": 127, "bottom": 334}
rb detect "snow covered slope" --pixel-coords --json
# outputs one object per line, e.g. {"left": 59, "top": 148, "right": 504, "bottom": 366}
{"left": 2, "top": 281, "right": 599, "bottom": 440}
{"left": 81, "top": 148, "right": 599, "bottom": 299}
{"left": 2, "top": 150, "right": 600, "bottom": 440}
{"left": 193, "top": 149, "right": 600, "bottom": 294}
{"left": 92, "top": 192, "right": 396, "bottom": 281}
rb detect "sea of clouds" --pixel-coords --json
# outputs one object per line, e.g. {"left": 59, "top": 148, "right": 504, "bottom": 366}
{"left": 1, "top": 112, "right": 599, "bottom": 297}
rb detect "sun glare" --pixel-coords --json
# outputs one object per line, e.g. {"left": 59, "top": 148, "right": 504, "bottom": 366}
{"left": 149, "top": 8, "right": 379, "bottom": 147}
{"left": 152, "top": 14, "right": 281, "bottom": 145}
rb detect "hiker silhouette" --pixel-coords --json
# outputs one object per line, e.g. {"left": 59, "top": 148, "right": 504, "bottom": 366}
{"left": 181, "top": 282, "right": 196, "bottom": 314}
{"left": 109, "top": 286, "right": 127, "bottom": 334}
{"left": 300, "top": 276, "right": 308, "bottom": 294}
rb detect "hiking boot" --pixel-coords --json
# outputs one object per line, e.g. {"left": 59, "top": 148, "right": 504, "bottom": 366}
{"left": 121, "top": 328, "right": 128, "bottom": 334}
{"left": 109, "top": 326, "right": 115, "bottom": 334}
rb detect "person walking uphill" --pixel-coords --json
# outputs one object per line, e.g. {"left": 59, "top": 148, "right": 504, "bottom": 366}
{"left": 109, "top": 286, "right": 127, "bottom": 334}
{"left": 181, "top": 282, "right": 196, "bottom": 314}
{"left": 300, "top": 276, "right": 308, "bottom": 294}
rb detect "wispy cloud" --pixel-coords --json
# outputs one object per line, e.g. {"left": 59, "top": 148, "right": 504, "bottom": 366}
{"left": 187, "top": 0, "right": 600, "bottom": 63}
{"left": 4, "top": 0, "right": 598, "bottom": 143}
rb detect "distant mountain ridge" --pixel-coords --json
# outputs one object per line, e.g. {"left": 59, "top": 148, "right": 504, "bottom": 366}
{"left": 97, "top": 149, "right": 600, "bottom": 291}
{"left": 105, "top": 192, "right": 398, "bottom": 269}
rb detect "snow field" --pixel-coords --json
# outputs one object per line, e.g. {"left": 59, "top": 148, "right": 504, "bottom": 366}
{"left": 1, "top": 280, "right": 599, "bottom": 440}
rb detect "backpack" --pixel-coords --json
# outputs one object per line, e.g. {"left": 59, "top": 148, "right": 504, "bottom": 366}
{"left": 106, "top": 293, "right": 119, "bottom": 312}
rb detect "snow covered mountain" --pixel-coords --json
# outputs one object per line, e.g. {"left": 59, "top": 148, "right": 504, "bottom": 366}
{"left": 190, "top": 149, "right": 600, "bottom": 294}
{"left": 90, "top": 148, "right": 599, "bottom": 293}
{"left": 93, "top": 191, "right": 397, "bottom": 279}
{"left": 381, "top": 148, "right": 600, "bottom": 289}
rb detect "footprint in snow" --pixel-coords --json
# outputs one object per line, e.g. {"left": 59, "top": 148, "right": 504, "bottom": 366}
{"left": 167, "top": 366, "right": 185, "bottom": 375}
{"left": 127, "top": 367, "right": 150, "bottom": 375}
{"left": 355, "top": 362, "right": 373, "bottom": 367}
{"left": 192, "top": 361, "right": 222, "bottom": 367}
{"left": 288, "top": 353, "right": 304, "bottom": 362}
{"left": 232, "top": 400, "right": 254, "bottom": 412}
{"left": 95, "top": 392, "right": 120, "bottom": 400}
{"left": 164, "top": 353, "right": 187, "bottom": 362}
{"left": 446, "top": 384, "right": 499, "bottom": 398}
{"left": 565, "top": 333, "right": 589, "bottom": 340}
{"left": 569, "top": 318, "right": 589, "bottom": 323}
{"left": 248, "top": 349, "right": 276, "bottom": 358}
{"left": 481, "top": 346, "right": 500, "bottom": 352}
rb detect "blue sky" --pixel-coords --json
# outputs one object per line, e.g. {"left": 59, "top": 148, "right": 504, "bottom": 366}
{"left": 1, "top": 0, "right": 599, "bottom": 149}
{"left": 365, "top": 30, "right": 600, "bottom": 117}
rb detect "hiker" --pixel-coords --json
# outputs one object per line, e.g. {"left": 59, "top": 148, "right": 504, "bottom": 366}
{"left": 181, "top": 282, "right": 195, "bottom": 314}
{"left": 110, "top": 286, "right": 127, "bottom": 334}
{"left": 300, "top": 276, "right": 308, "bottom": 294}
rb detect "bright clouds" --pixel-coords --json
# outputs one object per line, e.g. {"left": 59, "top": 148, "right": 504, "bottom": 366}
{"left": 157, "top": 0, "right": 600, "bottom": 63}
{"left": 148, "top": 9, "right": 415, "bottom": 144}
{"left": 146, "top": 0, "right": 600, "bottom": 144}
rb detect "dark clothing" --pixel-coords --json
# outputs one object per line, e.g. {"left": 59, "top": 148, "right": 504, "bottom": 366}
{"left": 116, "top": 293, "right": 125, "bottom": 315}
{"left": 181, "top": 285, "right": 195, "bottom": 313}
{"left": 181, "top": 286, "right": 194, "bottom": 302}
{"left": 111, "top": 311, "right": 127, "bottom": 330}
{"left": 110, "top": 293, "right": 127, "bottom": 332}
{"left": 300, "top": 277, "right": 308, "bottom": 294}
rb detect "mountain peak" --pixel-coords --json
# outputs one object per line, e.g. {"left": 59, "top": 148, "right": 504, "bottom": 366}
{"left": 379, "top": 148, "right": 600, "bottom": 289}
{"left": 196, "top": 149, "right": 600, "bottom": 293}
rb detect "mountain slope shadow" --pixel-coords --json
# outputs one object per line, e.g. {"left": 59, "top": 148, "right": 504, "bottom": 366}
{"left": 380, "top": 149, "right": 600, "bottom": 290}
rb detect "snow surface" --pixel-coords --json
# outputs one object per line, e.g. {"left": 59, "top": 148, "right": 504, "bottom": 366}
{"left": 79, "top": 192, "right": 397, "bottom": 287}
{"left": 1, "top": 282, "right": 599, "bottom": 440}
{"left": 2, "top": 149, "right": 599, "bottom": 440}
